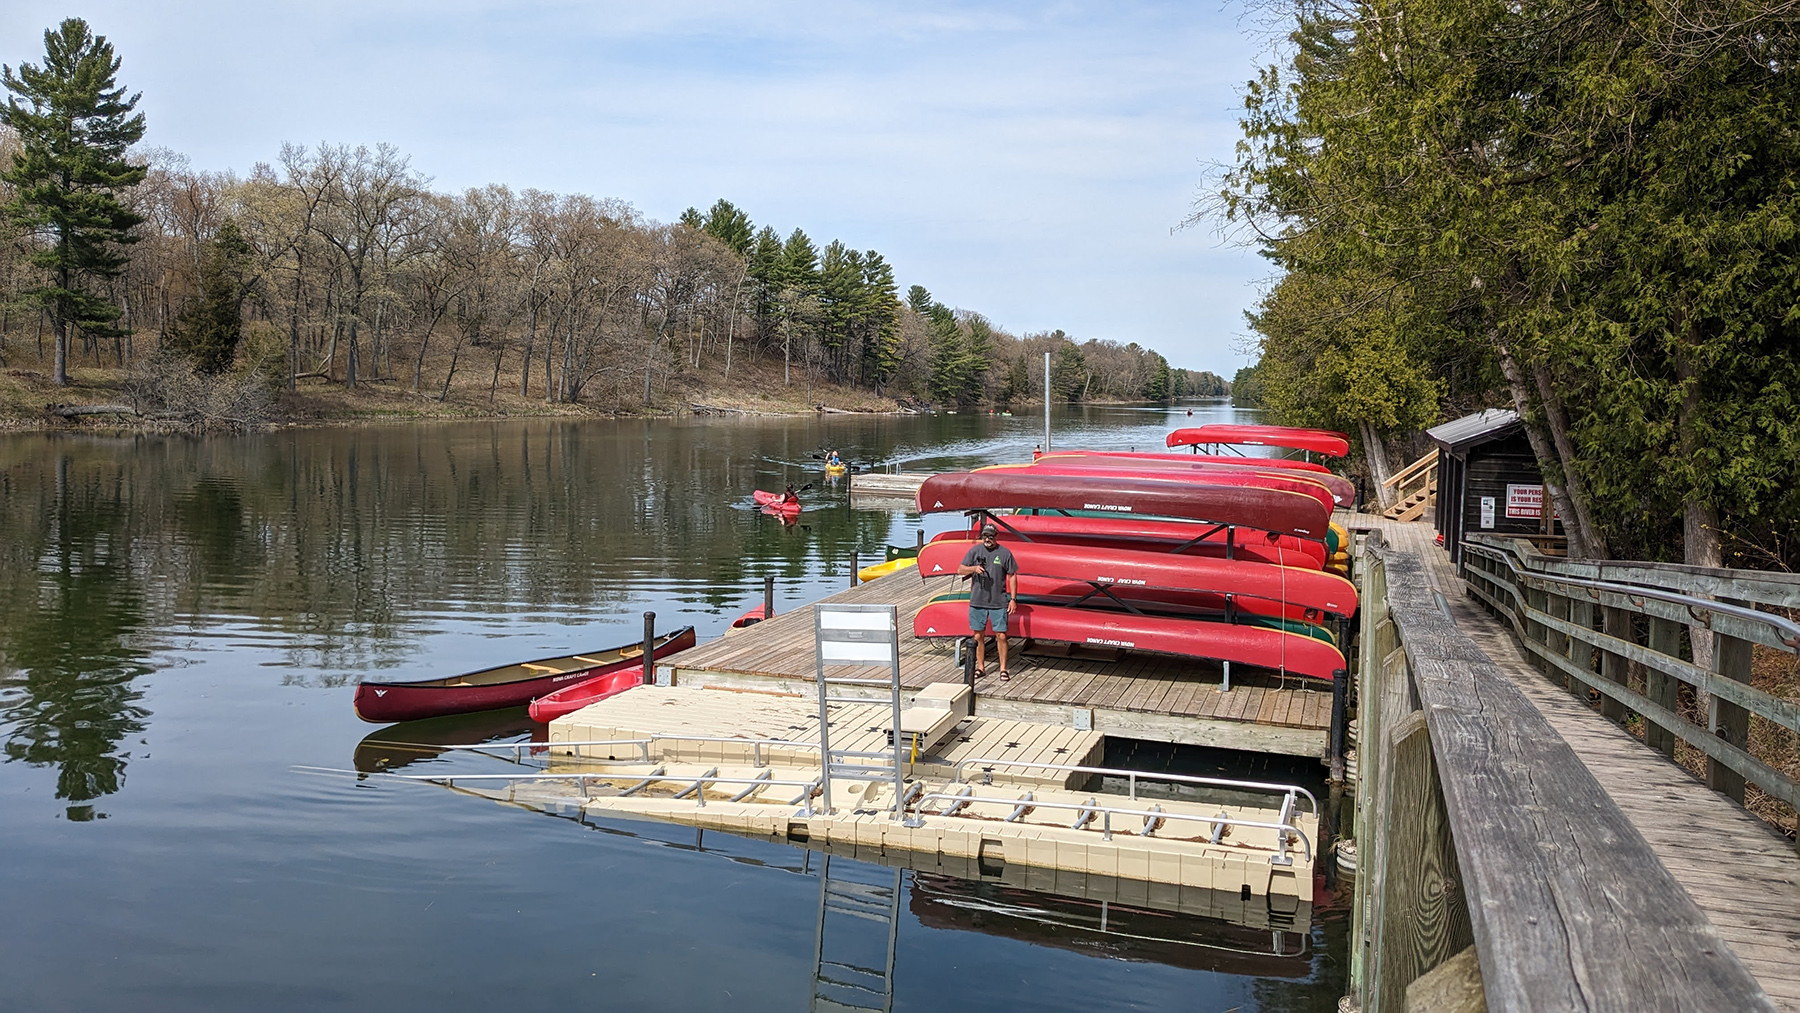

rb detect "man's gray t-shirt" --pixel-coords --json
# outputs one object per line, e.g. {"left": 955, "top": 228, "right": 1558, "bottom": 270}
{"left": 960, "top": 543, "right": 1017, "bottom": 609}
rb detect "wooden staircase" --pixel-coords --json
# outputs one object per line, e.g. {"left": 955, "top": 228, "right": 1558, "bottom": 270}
{"left": 1381, "top": 450, "right": 1438, "bottom": 521}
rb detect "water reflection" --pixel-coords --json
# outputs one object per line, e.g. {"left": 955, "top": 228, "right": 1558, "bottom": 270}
{"left": 0, "top": 446, "right": 153, "bottom": 817}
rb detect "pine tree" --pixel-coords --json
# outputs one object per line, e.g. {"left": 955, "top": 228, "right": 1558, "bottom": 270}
{"left": 167, "top": 221, "right": 251, "bottom": 374}
{"left": 700, "top": 199, "right": 753, "bottom": 255}
{"left": 0, "top": 19, "right": 147, "bottom": 386}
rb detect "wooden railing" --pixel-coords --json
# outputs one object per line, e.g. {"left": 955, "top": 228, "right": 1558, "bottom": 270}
{"left": 1379, "top": 450, "right": 1437, "bottom": 520}
{"left": 1460, "top": 533, "right": 1800, "bottom": 812}
{"left": 1351, "top": 532, "right": 1774, "bottom": 1011}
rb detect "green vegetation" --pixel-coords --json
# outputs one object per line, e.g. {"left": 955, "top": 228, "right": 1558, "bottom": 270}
{"left": 0, "top": 18, "right": 146, "bottom": 387}
{"left": 0, "top": 20, "right": 1203, "bottom": 422}
{"left": 1215, "top": 0, "right": 1800, "bottom": 565}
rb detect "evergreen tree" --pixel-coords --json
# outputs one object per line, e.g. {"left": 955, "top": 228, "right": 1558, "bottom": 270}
{"left": 167, "top": 220, "right": 251, "bottom": 374}
{"left": 0, "top": 18, "right": 147, "bottom": 386}
{"left": 677, "top": 206, "right": 704, "bottom": 230}
{"left": 858, "top": 252, "right": 901, "bottom": 387}
{"left": 700, "top": 199, "right": 753, "bottom": 255}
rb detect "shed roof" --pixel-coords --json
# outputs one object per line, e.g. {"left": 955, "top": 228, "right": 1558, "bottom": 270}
{"left": 1428, "top": 408, "right": 1521, "bottom": 453}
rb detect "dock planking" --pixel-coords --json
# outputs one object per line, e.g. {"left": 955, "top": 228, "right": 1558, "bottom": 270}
{"left": 669, "top": 571, "right": 1334, "bottom": 755}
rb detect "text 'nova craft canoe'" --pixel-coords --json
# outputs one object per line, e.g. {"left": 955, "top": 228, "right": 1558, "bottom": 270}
{"left": 352, "top": 626, "right": 697, "bottom": 723}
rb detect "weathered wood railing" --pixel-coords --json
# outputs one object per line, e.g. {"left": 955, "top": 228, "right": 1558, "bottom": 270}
{"left": 1460, "top": 533, "right": 1800, "bottom": 813}
{"left": 1351, "top": 532, "right": 1774, "bottom": 1012}
{"left": 1379, "top": 450, "right": 1437, "bottom": 520}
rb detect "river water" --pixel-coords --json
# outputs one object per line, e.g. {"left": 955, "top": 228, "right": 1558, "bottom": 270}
{"left": 0, "top": 403, "right": 1346, "bottom": 1011}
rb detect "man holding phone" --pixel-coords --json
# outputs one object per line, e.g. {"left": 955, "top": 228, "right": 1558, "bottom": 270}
{"left": 957, "top": 523, "right": 1019, "bottom": 680}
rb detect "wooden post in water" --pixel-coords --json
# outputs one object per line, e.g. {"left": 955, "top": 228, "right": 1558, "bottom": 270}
{"left": 850, "top": 551, "right": 858, "bottom": 587}
{"left": 1329, "top": 667, "right": 1350, "bottom": 783}
{"left": 764, "top": 575, "right": 775, "bottom": 618}
{"left": 641, "top": 611, "right": 656, "bottom": 686}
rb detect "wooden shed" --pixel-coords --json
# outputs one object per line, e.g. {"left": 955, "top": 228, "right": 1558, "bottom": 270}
{"left": 1429, "top": 409, "right": 1562, "bottom": 563}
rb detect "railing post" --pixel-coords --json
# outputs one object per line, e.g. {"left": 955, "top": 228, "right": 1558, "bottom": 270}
{"left": 1707, "top": 631, "right": 1756, "bottom": 804}
{"left": 1599, "top": 605, "right": 1631, "bottom": 723}
{"left": 1644, "top": 617, "right": 1683, "bottom": 758}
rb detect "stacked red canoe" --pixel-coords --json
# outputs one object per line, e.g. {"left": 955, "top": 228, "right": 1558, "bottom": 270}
{"left": 911, "top": 425, "right": 1357, "bottom": 683}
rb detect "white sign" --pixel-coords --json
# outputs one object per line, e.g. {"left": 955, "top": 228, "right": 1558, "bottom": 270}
{"left": 1506, "top": 484, "right": 1543, "bottom": 519}
{"left": 1480, "top": 496, "right": 1496, "bottom": 529}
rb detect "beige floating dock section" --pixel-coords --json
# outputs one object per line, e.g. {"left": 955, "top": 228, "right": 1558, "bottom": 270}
{"left": 665, "top": 575, "right": 1333, "bottom": 756}
{"left": 544, "top": 686, "right": 1317, "bottom": 905}
{"left": 848, "top": 471, "right": 932, "bottom": 499}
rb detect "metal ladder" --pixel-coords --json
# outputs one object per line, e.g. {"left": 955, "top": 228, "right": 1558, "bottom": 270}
{"left": 809, "top": 853, "right": 903, "bottom": 1013}
{"left": 809, "top": 603, "right": 905, "bottom": 817}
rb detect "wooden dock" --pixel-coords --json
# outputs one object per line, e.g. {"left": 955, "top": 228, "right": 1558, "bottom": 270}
{"left": 663, "top": 571, "right": 1334, "bottom": 757}
{"left": 1356, "top": 518, "right": 1800, "bottom": 1011}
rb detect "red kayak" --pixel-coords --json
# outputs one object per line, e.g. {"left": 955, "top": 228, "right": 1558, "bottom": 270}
{"left": 916, "top": 471, "right": 1331, "bottom": 542}
{"left": 917, "top": 538, "right": 1357, "bottom": 619}
{"left": 352, "top": 627, "right": 698, "bottom": 723}
{"left": 912, "top": 599, "right": 1344, "bottom": 682}
{"left": 937, "top": 517, "right": 1326, "bottom": 568}
{"left": 1041, "top": 451, "right": 1356, "bottom": 508}
{"left": 729, "top": 604, "right": 767, "bottom": 629}
{"left": 1166, "top": 424, "right": 1350, "bottom": 458}
{"left": 753, "top": 489, "right": 801, "bottom": 513}
{"left": 1003, "top": 459, "right": 1340, "bottom": 514}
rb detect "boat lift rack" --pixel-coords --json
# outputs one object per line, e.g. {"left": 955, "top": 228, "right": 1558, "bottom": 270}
{"left": 809, "top": 603, "right": 906, "bottom": 819}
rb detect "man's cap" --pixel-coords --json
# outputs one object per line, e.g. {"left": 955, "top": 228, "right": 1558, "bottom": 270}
{"left": 980, "top": 523, "right": 999, "bottom": 535}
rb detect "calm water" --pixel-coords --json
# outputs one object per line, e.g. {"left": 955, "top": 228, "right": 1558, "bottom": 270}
{"left": 0, "top": 403, "right": 1347, "bottom": 1011}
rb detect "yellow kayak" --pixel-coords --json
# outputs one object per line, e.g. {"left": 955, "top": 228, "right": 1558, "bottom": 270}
{"left": 857, "top": 556, "right": 917, "bottom": 583}
{"left": 825, "top": 463, "right": 847, "bottom": 475}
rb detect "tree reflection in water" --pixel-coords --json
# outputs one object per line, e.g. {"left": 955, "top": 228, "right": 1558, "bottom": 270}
{"left": 0, "top": 449, "right": 152, "bottom": 818}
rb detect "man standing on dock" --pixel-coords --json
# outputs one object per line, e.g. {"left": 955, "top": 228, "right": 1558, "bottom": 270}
{"left": 958, "top": 523, "right": 1019, "bottom": 680}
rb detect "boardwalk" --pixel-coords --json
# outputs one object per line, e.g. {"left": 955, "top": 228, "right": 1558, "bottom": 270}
{"left": 1373, "top": 518, "right": 1800, "bottom": 1010}
{"left": 667, "top": 571, "right": 1334, "bottom": 756}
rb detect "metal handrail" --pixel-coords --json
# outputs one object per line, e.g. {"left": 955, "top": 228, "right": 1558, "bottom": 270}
{"left": 418, "top": 734, "right": 824, "bottom": 767}
{"left": 352, "top": 767, "right": 824, "bottom": 808}
{"left": 950, "top": 758, "right": 1319, "bottom": 815}
{"left": 907, "top": 790, "right": 1313, "bottom": 866}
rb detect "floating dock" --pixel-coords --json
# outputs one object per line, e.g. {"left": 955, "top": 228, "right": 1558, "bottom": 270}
{"left": 507, "top": 685, "right": 1319, "bottom": 907}
{"left": 663, "top": 574, "right": 1334, "bottom": 757}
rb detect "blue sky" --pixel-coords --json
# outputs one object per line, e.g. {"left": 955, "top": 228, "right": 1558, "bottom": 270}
{"left": 2, "top": 2, "right": 1278, "bottom": 375}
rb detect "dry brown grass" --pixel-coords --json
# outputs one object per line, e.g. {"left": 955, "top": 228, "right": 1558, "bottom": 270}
{"left": 0, "top": 336, "right": 908, "bottom": 429}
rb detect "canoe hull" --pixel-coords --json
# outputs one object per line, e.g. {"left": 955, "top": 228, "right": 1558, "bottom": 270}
{"left": 1039, "top": 452, "right": 1357, "bottom": 508}
{"left": 916, "top": 538, "right": 1357, "bottom": 618}
{"left": 940, "top": 515, "right": 1326, "bottom": 567}
{"left": 352, "top": 627, "right": 697, "bottom": 723}
{"left": 912, "top": 600, "right": 1344, "bottom": 682}
{"left": 1165, "top": 424, "right": 1350, "bottom": 458}
{"left": 916, "top": 471, "right": 1331, "bottom": 542}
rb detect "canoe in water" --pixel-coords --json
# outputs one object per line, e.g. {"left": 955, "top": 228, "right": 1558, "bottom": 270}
{"left": 753, "top": 489, "right": 801, "bottom": 514}
{"left": 352, "top": 626, "right": 697, "bottom": 723}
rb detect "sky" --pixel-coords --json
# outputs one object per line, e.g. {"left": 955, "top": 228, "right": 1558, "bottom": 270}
{"left": 1, "top": 2, "right": 1283, "bottom": 375}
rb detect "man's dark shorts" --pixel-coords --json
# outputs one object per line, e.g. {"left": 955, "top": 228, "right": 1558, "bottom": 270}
{"left": 969, "top": 605, "right": 1007, "bottom": 633}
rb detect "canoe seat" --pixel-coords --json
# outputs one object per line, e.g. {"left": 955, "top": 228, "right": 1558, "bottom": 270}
{"left": 520, "top": 663, "right": 565, "bottom": 673}
{"left": 571, "top": 655, "right": 610, "bottom": 666}
{"left": 619, "top": 646, "right": 644, "bottom": 659}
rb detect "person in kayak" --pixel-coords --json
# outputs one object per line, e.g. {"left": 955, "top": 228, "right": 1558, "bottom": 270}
{"left": 957, "top": 523, "right": 1019, "bottom": 680}
{"left": 826, "top": 449, "right": 841, "bottom": 467}
{"left": 782, "top": 483, "right": 799, "bottom": 505}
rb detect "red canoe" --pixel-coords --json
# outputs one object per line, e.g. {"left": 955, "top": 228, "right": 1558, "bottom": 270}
{"left": 917, "top": 538, "right": 1357, "bottom": 619}
{"left": 753, "top": 489, "right": 801, "bottom": 514}
{"left": 912, "top": 599, "right": 1344, "bottom": 682}
{"left": 916, "top": 471, "right": 1331, "bottom": 542}
{"left": 1006, "top": 459, "right": 1341, "bottom": 514}
{"left": 352, "top": 627, "right": 698, "bottom": 723}
{"left": 937, "top": 517, "right": 1326, "bottom": 568}
{"left": 1166, "top": 424, "right": 1350, "bottom": 458}
{"left": 1041, "top": 451, "right": 1357, "bottom": 508}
